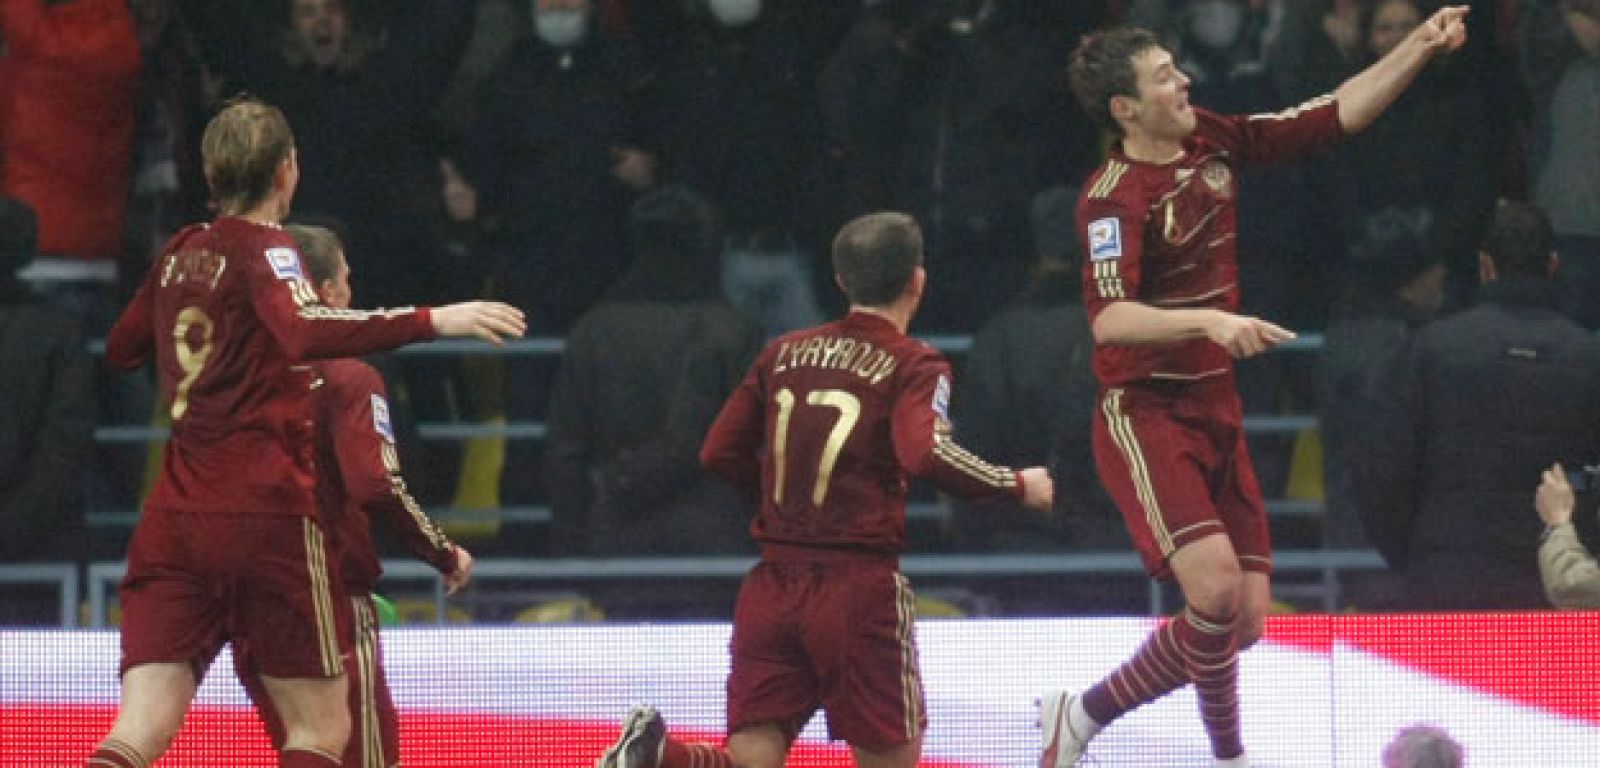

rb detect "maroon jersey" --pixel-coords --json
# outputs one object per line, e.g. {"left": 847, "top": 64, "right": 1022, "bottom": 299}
{"left": 314, "top": 359, "right": 455, "bottom": 592}
{"left": 1080, "top": 99, "right": 1344, "bottom": 386}
{"left": 104, "top": 216, "right": 435, "bottom": 516}
{"left": 702, "top": 311, "right": 1023, "bottom": 556}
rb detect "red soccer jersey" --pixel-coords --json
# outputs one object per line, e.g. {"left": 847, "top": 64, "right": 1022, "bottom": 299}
{"left": 104, "top": 216, "right": 436, "bottom": 517}
{"left": 701, "top": 311, "right": 1023, "bottom": 556}
{"left": 1080, "top": 98, "right": 1345, "bottom": 386}
{"left": 314, "top": 359, "right": 455, "bottom": 592}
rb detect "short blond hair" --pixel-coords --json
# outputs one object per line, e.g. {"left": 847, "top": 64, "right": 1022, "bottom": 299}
{"left": 201, "top": 96, "right": 295, "bottom": 215}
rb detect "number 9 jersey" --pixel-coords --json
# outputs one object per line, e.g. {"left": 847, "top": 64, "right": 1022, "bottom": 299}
{"left": 701, "top": 311, "right": 1025, "bottom": 556}
{"left": 104, "top": 216, "right": 437, "bottom": 517}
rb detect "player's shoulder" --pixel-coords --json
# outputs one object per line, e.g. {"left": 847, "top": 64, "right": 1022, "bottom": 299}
{"left": 320, "top": 358, "right": 385, "bottom": 397}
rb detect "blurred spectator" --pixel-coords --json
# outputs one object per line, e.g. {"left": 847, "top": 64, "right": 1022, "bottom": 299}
{"left": 1, "top": 0, "right": 140, "bottom": 329}
{"left": 949, "top": 186, "right": 1120, "bottom": 552}
{"left": 1520, "top": 0, "right": 1600, "bottom": 327}
{"left": 818, "top": 0, "right": 1103, "bottom": 331}
{"left": 1321, "top": 208, "right": 1444, "bottom": 550}
{"left": 1329, "top": 0, "right": 1495, "bottom": 301}
{"left": 240, "top": 0, "right": 474, "bottom": 309}
{"left": 124, "top": 0, "right": 219, "bottom": 277}
{"left": 467, "top": 0, "right": 659, "bottom": 507}
{"left": 0, "top": 198, "right": 95, "bottom": 623}
{"left": 1382, "top": 724, "right": 1464, "bottom": 768}
{"left": 1371, "top": 200, "right": 1600, "bottom": 610}
{"left": 1269, "top": 0, "right": 1369, "bottom": 103}
{"left": 545, "top": 185, "right": 761, "bottom": 556}
{"left": 1533, "top": 463, "right": 1600, "bottom": 609}
{"left": 467, "top": 0, "right": 656, "bottom": 333}
{"left": 654, "top": 0, "right": 825, "bottom": 336}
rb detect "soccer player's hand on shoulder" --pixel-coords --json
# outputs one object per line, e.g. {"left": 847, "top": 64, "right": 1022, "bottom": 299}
{"left": 444, "top": 544, "right": 475, "bottom": 596}
{"left": 432, "top": 301, "right": 526, "bottom": 345}
{"left": 1018, "top": 467, "right": 1055, "bottom": 514}
{"left": 1205, "top": 312, "right": 1295, "bottom": 359}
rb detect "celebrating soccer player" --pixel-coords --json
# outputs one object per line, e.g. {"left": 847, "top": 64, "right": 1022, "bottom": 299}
{"left": 1038, "top": 7, "right": 1469, "bottom": 767}
{"left": 88, "top": 97, "right": 522, "bottom": 768}
{"left": 596, "top": 212, "right": 1054, "bottom": 768}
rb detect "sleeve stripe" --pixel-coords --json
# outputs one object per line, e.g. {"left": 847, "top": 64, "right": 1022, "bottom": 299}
{"left": 298, "top": 305, "right": 420, "bottom": 321}
{"left": 931, "top": 423, "right": 1016, "bottom": 489}
{"left": 380, "top": 442, "right": 452, "bottom": 551}
{"left": 1088, "top": 160, "right": 1130, "bottom": 199}
{"left": 1094, "top": 261, "right": 1126, "bottom": 299}
{"left": 1247, "top": 93, "right": 1335, "bottom": 122}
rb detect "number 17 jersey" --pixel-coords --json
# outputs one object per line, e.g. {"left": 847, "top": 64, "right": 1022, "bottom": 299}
{"left": 702, "top": 311, "right": 1024, "bottom": 556}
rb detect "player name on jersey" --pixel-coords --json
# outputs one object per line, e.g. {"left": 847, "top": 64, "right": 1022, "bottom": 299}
{"left": 771, "top": 335, "right": 898, "bottom": 384}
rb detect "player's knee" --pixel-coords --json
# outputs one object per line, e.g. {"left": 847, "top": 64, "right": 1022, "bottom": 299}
{"left": 283, "top": 706, "right": 350, "bottom": 755}
{"left": 1186, "top": 564, "right": 1244, "bottom": 618}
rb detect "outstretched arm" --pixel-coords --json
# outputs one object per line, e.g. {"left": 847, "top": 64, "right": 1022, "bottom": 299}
{"left": 1335, "top": 5, "right": 1469, "bottom": 133}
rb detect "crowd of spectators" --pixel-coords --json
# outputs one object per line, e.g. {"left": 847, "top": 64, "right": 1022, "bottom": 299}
{"left": 5, "top": 0, "right": 1600, "bottom": 619}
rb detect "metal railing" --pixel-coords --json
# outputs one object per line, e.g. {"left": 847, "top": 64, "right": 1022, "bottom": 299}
{"left": 59, "top": 547, "right": 1383, "bottom": 628}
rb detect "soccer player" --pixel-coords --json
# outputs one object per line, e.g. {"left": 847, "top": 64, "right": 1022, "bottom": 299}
{"left": 230, "top": 223, "right": 476, "bottom": 768}
{"left": 596, "top": 212, "right": 1055, "bottom": 768}
{"left": 1038, "top": 8, "right": 1469, "bottom": 768}
{"left": 90, "top": 98, "right": 524, "bottom": 768}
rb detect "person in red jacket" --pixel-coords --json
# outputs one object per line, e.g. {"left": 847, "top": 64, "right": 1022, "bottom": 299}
{"left": 231, "top": 222, "right": 475, "bottom": 768}
{"left": 0, "top": 0, "right": 139, "bottom": 277}
{"left": 596, "top": 212, "right": 1055, "bottom": 768}
{"left": 89, "top": 97, "right": 523, "bottom": 768}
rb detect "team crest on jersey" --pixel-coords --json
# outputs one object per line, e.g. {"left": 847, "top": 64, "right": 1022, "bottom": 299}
{"left": 1088, "top": 217, "right": 1122, "bottom": 261}
{"left": 265, "top": 247, "right": 304, "bottom": 280}
{"left": 371, "top": 394, "right": 395, "bottom": 443}
{"left": 1201, "top": 160, "right": 1234, "bottom": 199}
{"left": 933, "top": 375, "right": 951, "bottom": 420}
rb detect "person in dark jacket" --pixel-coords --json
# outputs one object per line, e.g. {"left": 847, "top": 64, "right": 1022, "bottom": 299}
{"left": 545, "top": 185, "right": 762, "bottom": 559}
{"left": 1374, "top": 200, "right": 1600, "bottom": 610}
{"left": 0, "top": 198, "right": 95, "bottom": 623}
{"left": 1321, "top": 207, "right": 1445, "bottom": 548}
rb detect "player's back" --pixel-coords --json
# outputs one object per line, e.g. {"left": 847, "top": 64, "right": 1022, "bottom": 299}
{"left": 141, "top": 217, "right": 321, "bottom": 513}
{"left": 747, "top": 312, "right": 938, "bottom": 555}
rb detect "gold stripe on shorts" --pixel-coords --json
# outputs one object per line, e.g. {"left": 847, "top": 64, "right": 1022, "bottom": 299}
{"left": 353, "top": 597, "right": 386, "bottom": 768}
{"left": 1102, "top": 389, "right": 1175, "bottom": 556}
{"left": 302, "top": 519, "right": 341, "bottom": 676}
{"left": 893, "top": 573, "right": 923, "bottom": 740}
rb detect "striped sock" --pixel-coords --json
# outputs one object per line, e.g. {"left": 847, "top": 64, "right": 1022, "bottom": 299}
{"left": 1179, "top": 605, "right": 1243, "bottom": 760}
{"left": 280, "top": 747, "right": 342, "bottom": 768}
{"left": 1082, "top": 613, "right": 1190, "bottom": 725}
{"left": 85, "top": 738, "right": 147, "bottom": 768}
{"left": 662, "top": 739, "right": 736, "bottom": 768}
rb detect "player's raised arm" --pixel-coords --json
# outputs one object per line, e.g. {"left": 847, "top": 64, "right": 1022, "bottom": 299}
{"left": 1336, "top": 4, "right": 1469, "bottom": 133}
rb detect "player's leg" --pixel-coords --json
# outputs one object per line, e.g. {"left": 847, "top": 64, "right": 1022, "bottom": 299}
{"left": 850, "top": 734, "right": 922, "bottom": 768}
{"left": 91, "top": 512, "right": 225, "bottom": 767}
{"left": 813, "top": 565, "right": 925, "bottom": 768}
{"left": 1237, "top": 572, "right": 1272, "bottom": 650}
{"left": 239, "top": 517, "right": 355, "bottom": 767}
{"left": 1168, "top": 534, "right": 1246, "bottom": 762}
{"left": 87, "top": 663, "right": 197, "bottom": 767}
{"left": 1040, "top": 387, "right": 1224, "bottom": 768}
{"left": 350, "top": 594, "right": 400, "bottom": 768}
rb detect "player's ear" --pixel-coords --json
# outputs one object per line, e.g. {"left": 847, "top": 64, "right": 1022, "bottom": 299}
{"left": 1110, "top": 94, "right": 1138, "bottom": 123}
{"left": 908, "top": 266, "right": 927, "bottom": 301}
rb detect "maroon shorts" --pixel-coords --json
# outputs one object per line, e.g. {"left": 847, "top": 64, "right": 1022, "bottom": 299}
{"left": 1092, "top": 377, "right": 1272, "bottom": 580}
{"left": 726, "top": 550, "right": 925, "bottom": 750}
{"left": 119, "top": 510, "right": 350, "bottom": 679}
{"left": 236, "top": 594, "right": 397, "bottom": 768}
